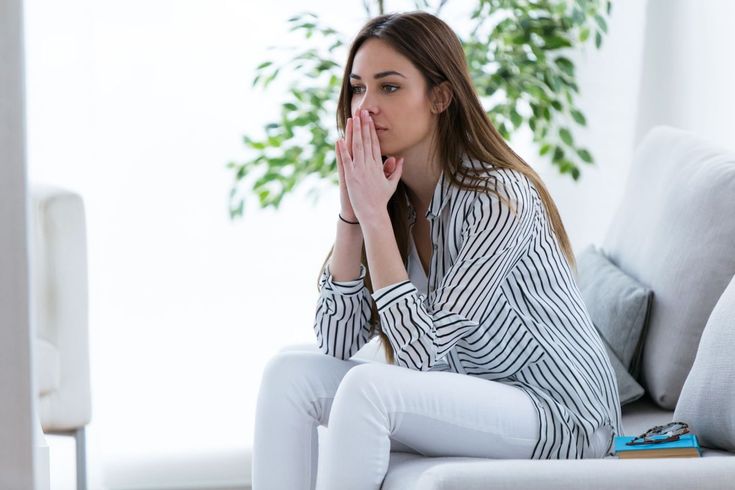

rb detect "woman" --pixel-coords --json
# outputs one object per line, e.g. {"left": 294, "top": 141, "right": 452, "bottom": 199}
{"left": 252, "top": 10, "right": 622, "bottom": 490}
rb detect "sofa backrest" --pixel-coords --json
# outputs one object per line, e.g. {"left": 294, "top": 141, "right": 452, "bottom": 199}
{"left": 602, "top": 126, "right": 735, "bottom": 410}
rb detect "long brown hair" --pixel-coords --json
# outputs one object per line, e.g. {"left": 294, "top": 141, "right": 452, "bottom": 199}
{"left": 317, "top": 11, "right": 576, "bottom": 365}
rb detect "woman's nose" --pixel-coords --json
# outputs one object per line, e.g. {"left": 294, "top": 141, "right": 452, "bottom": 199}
{"left": 354, "top": 96, "right": 377, "bottom": 118}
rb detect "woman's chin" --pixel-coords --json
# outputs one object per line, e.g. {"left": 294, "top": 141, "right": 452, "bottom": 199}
{"left": 378, "top": 140, "right": 401, "bottom": 156}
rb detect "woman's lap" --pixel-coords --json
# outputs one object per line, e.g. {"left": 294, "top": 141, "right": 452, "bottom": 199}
{"left": 331, "top": 360, "right": 540, "bottom": 460}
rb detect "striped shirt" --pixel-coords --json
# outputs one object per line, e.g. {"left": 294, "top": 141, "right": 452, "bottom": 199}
{"left": 314, "top": 155, "right": 622, "bottom": 459}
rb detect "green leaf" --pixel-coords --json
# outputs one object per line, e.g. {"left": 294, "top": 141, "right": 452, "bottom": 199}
{"left": 251, "top": 73, "right": 262, "bottom": 88}
{"left": 246, "top": 140, "right": 267, "bottom": 150}
{"left": 577, "top": 148, "right": 593, "bottom": 163}
{"left": 510, "top": 108, "right": 523, "bottom": 128}
{"left": 262, "top": 67, "right": 281, "bottom": 88}
{"left": 595, "top": 31, "right": 602, "bottom": 48}
{"left": 553, "top": 146, "right": 564, "bottom": 162}
{"left": 559, "top": 160, "right": 574, "bottom": 174}
{"left": 255, "top": 61, "right": 273, "bottom": 71}
{"left": 570, "top": 109, "right": 587, "bottom": 125}
{"left": 258, "top": 189, "right": 271, "bottom": 204}
{"left": 594, "top": 14, "right": 608, "bottom": 34}
{"left": 544, "top": 35, "right": 573, "bottom": 49}
{"left": 539, "top": 143, "right": 552, "bottom": 156}
{"left": 559, "top": 127, "right": 573, "bottom": 146}
{"left": 571, "top": 7, "right": 585, "bottom": 25}
{"left": 546, "top": 72, "right": 561, "bottom": 92}
{"left": 555, "top": 57, "right": 574, "bottom": 76}
{"left": 580, "top": 27, "right": 590, "bottom": 43}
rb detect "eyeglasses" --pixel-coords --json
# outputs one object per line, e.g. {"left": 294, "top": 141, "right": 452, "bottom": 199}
{"left": 625, "top": 421, "right": 690, "bottom": 446}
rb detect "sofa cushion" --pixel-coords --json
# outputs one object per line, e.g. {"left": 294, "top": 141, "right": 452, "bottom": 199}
{"left": 575, "top": 244, "right": 650, "bottom": 404}
{"left": 382, "top": 453, "right": 735, "bottom": 490}
{"left": 602, "top": 126, "right": 735, "bottom": 409}
{"left": 674, "top": 274, "right": 735, "bottom": 452}
{"left": 382, "top": 397, "right": 733, "bottom": 490}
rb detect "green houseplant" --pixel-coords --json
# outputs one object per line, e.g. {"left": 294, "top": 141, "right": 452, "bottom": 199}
{"left": 227, "top": 0, "right": 612, "bottom": 218}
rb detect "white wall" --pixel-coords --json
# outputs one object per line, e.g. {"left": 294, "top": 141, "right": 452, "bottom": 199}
{"left": 1, "top": 0, "right": 44, "bottom": 487}
{"left": 23, "top": 0, "right": 733, "bottom": 488}
{"left": 634, "top": 0, "right": 735, "bottom": 150}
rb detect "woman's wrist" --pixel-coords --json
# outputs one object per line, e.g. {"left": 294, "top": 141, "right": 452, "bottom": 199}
{"left": 339, "top": 212, "right": 359, "bottom": 225}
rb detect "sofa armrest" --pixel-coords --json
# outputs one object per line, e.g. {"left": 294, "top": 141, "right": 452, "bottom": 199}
{"left": 30, "top": 184, "right": 92, "bottom": 430}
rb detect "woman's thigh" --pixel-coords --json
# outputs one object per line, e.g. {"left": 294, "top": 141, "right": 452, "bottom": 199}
{"left": 334, "top": 362, "right": 541, "bottom": 459}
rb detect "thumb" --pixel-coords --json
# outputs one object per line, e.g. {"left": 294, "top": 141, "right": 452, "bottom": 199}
{"left": 388, "top": 157, "right": 404, "bottom": 184}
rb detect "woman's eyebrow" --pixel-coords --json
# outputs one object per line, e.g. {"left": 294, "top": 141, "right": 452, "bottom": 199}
{"left": 349, "top": 70, "right": 407, "bottom": 80}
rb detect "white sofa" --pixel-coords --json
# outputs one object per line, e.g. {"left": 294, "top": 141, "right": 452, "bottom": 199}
{"left": 30, "top": 184, "right": 92, "bottom": 490}
{"left": 314, "top": 126, "right": 735, "bottom": 489}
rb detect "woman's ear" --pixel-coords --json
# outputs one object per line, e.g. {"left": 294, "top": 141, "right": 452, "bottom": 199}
{"left": 430, "top": 81, "right": 453, "bottom": 114}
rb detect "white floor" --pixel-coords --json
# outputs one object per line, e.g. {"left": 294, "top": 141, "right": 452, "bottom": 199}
{"left": 47, "top": 435, "right": 252, "bottom": 490}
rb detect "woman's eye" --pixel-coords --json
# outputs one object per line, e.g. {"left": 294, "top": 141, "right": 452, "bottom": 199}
{"left": 350, "top": 85, "right": 398, "bottom": 94}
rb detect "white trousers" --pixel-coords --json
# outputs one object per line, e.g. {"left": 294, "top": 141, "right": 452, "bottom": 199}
{"left": 251, "top": 342, "right": 611, "bottom": 490}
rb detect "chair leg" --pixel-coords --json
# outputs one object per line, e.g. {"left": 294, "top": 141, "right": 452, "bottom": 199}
{"left": 74, "top": 426, "right": 87, "bottom": 490}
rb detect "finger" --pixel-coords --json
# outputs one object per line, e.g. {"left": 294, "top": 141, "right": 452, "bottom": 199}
{"left": 368, "top": 117, "right": 381, "bottom": 162}
{"left": 383, "top": 157, "right": 396, "bottom": 177}
{"left": 338, "top": 139, "right": 352, "bottom": 173}
{"left": 336, "top": 141, "right": 344, "bottom": 181}
{"left": 345, "top": 118, "right": 353, "bottom": 159}
{"left": 360, "top": 111, "right": 372, "bottom": 164}
{"left": 352, "top": 113, "right": 364, "bottom": 166}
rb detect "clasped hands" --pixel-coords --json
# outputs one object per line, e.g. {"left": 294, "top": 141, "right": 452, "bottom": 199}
{"left": 335, "top": 109, "right": 404, "bottom": 225}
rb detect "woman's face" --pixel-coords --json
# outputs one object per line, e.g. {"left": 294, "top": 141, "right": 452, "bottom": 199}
{"left": 349, "top": 38, "right": 435, "bottom": 157}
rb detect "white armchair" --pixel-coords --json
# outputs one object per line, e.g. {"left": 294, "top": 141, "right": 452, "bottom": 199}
{"left": 30, "top": 184, "right": 92, "bottom": 490}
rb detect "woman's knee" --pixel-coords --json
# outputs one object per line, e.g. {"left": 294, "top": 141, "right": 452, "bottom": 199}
{"left": 332, "top": 363, "right": 393, "bottom": 404}
{"left": 260, "top": 350, "right": 320, "bottom": 387}
{"left": 276, "top": 342, "right": 320, "bottom": 354}
{"left": 260, "top": 349, "right": 361, "bottom": 391}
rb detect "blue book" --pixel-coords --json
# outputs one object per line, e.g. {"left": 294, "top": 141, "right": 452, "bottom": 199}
{"left": 614, "top": 433, "right": 701, "bottom": 458}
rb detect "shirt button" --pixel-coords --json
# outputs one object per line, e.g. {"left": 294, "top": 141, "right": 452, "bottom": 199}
{"left": 433, "top": 244, "right": 438, "bottom": 250}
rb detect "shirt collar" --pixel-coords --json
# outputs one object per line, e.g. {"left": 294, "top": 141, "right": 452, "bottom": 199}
{"left": 427, "top": 169, "right": 450, "bottom": 220}
{"left": 403, "top": 162, "right": 453, "bottom": 223}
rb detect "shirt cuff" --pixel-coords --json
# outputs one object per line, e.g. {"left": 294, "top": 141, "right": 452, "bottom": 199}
{"left": 324, "top": 263, "right": 367, "bottom": 295}
{"left": 371, "top": 279, "right": 417, "bottom": 311}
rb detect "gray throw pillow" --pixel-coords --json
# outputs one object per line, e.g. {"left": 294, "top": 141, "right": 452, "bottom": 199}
{"left": 576, "top": 244, "right": 653, "bottom": 405}
{"left": 674, "top": 274, "right": 735, "bottom": 452}
{"left": 600, "top": 335, "right": 645, "bottom": 405}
